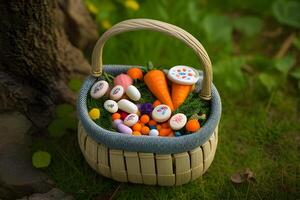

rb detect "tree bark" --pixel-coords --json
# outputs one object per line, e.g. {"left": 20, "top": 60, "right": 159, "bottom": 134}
{"left": 0, "top": 0, "right": 97, "bottom": 129}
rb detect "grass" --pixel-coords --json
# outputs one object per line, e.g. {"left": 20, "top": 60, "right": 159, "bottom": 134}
{"left": 33, "top": 86, "right": 300, "bottom": 199}
{"left": 33, "top": 0, "right": 300, "bottom": 199}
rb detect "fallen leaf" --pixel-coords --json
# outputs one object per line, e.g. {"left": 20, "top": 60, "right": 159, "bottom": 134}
{"left": 231, "top": 168, "right": 255, "bottom": 184}
{"left": 231, "top": 172, "right": 245, "bottom": 184}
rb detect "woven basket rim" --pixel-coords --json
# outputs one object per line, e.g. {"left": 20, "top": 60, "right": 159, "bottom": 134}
{"left": 77, "top": 65, "right": 221, "bottom": 154}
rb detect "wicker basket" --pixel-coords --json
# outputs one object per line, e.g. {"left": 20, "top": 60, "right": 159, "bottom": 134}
{"left": 77, "top": 19, "right": 222, "bottom": 186}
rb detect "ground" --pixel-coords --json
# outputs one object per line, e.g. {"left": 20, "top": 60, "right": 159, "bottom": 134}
{"left": 13, "top": 0, "right": 300, "bottom": 199}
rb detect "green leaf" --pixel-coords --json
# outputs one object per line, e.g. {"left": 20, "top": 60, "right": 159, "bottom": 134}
{"left": 214, "top": 57, "right": 246, "bottom": 92}
{"left": 68, "top": 78, "right": 82, "bottom": 92}
{"left": 32, "top": 151, "right": 51, "bottom": 168}
{"left": 48, "top": 119, "right": 67, "bottom": 138}
{"left": 56, "top": 104, "right": 74, "bottom": 118}
{"left": 293, "top": 37, "right": 300, "bottom": 50}
{"left": 258, "top": 73, "right": 278, "bottom": 92}
{"left": 272, "top": 0, "right": 300, "bottom": 29}
{"left": 290, "top": 68, "right": 300, "bottom": 79}
{"left": 202, "top": 14, "right": 233, "bottom": 43}
{"left": 274, "top": 55, "right": 295, "bottom": 75}
{"left": 233, "top": 16, "right": 263, "bottom": 36}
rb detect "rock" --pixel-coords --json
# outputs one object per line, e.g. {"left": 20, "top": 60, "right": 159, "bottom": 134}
{"left": 169, "top": 113, "right": 187, "bottom": 130}
{"left": 110, "top": 85, "right": 124, "bottom": 101}
{"left": 90, "top": 80, "right": 109, "bottom": 99}
{"left": 0, "top": 112, "right": 51, "bottom": 199}
{"left": 167, "top": 65, "right": 200, "bottom": 85}
{"left": 18, "top": 188, "right": 74, "bottom": 200}
{"left": 151, "top": 105, "right": 171, "bottom": 123}
{"left": 123, "top": 114, "right": 139, "bottom": 127}
{"left": 104, "top": 100, "right": 118, "bottom": 113}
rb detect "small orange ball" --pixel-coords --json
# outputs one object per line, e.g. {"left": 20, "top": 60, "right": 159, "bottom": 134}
{"left": 132, "top": 123, "right": 142, "bottom": 132}
{"left": 152, "top": 100, "right": 161, "bottom": 107}
{"left": 156, "top": 124, "right": 162, "bottom": 130}
{"left": 132, "top": 131, "right": 142, "bottom": 136}
{"left": 127, "top": 67, "right": 143, "bottom": 80}
{"left": 159, "top": 128, "right": 172, "bottom": 136}
{"left": 141, "top": 126, "right": 150, "bottom": 135}
{"left": 112, "top": 113, "right": 121, "bottom": 120}
{"left": 161, "top": 122, "right": 169, "bottom": 128}
{"left": 148, "top": 120, "right": 157, "bottom": 126}
{"left": 140, "top": 114, "right": 150, "bottom": 124}
{"left": 186, "top": 119, "right": 201, "bottom": 132}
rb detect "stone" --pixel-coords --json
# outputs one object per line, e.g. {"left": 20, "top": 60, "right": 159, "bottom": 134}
{"left": 167, "top": 65, "right": 200, "bottom": 85}
{"left": 169, "top": 113, "right": 187, "bottom": 130}
{"left": 123, "top": 114, "right": 139, "bottom": 127}
{"left": 0, "top": 112, "right": 51, "bottom": 199}
{"left": 104, "top": 100, "right": 118, "bottom": 113}
{"left": 90, "top": 80, "right": 109, "bottom": 99}
{"left": 110, "top": 85, "right": 124, "bottom": 101}
{"left": 18, "top": 188, "right": 74, "bottom": 200}
{"left": 151, "top": 104, "right": 171, "bottom": 123}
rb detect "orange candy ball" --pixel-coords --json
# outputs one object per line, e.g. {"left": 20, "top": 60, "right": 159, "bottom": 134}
{"left": 159, "top": 128, "right": 172, "bottom": 136}
{"left": 132, "top": 123, "right": 142, "bottom": 132}
{"left": 141, "top": 126, "right": 150, "bottom": 135}
{"left": 127, "top": 67, "right": 143, "bottom": 80}
{"left": 112, "top": 113, "right": 121, "bottom": 120}
{"left": 148, "top": 120, "right": 157, "bottom": 126}
{"left": 152, "top": 100, "right": 161, "bottom": 107}
{"left": 132, "top": 131, "right": 142, "bottom": 136}
{"left": 186, "top": 119, "right": 201, "bottom": 132}
{"left": 161, "top": 122, "right": 169, "bottom": 128}
{"left": 140, "top": 114, "right": 150, "bottom": 124}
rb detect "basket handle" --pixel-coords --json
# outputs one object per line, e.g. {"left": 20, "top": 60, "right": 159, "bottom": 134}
{"left": 91, "top": 18, "right": 212, "bottom": 100}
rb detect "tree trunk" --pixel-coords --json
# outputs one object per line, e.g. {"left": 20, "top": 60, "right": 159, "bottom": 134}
{"left": 0, "top": 0, "right": 98, "bottom": 129}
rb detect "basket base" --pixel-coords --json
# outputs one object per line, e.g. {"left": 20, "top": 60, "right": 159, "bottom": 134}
{"left": 78, "top": 123, "right": 218, "bottom": 186}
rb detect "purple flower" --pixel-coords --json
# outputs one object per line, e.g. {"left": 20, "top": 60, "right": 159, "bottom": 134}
{"left": 140, "top": 103, "right": 153, "bottom": 115}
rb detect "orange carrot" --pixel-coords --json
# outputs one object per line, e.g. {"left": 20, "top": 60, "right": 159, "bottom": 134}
{"left": 144, "top": 70, "right": 174, "bottom": 111}
{"left": 171, "top": 83, "right": 192, "bottom": 109}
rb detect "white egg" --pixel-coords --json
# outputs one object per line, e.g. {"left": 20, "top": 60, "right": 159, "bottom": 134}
{"left": 110, "top": 85, "right": 124, "bottom": 101}
{"left": 125, "top": 85, "right": 141, "bottom": 101}
{"left": 151, "top": 104, "right": 171, "bottom": 122}
{"left": 124, "top": 113, "right": 139, "bottom": 127}
{"left": 104, "top": 100, "right": 118, "bottom": 113}
{"left": 169, "top": 113, "right": 187, "bottom": 130}
{"left": 90, "top": 80, "right": 109, "bottom": 99}
{"left": 117, "top": 99, "right": 138, "bottom": 114}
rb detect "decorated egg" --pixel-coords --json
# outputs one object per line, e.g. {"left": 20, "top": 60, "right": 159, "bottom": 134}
{"left": 117, "top": 123, "right": 132, "bottom": 134}
{"left": 124, "top": 113, "right": 139, "bottom": 127}
{"left": 169, "top": 113, "right": 187, "bottom": 130}
{"left": 125, "top": 85, "right": 141, "bottom": 101}
{"left": 149, "top": 129, "right": 159, "bottom": 136}
{"left": 104, "top": 100, "right": 118, "bottom": 113}
{"left": 167, "top": 65, "right": 200, "bottom": 85}
{"left": 90, "top": 80, "right": 109, "bottom": 99}
{"left": 112, "top": 119, "right": 123, "bottom": 128}
{"left": 118, "top": 99, "right": 138, "bottom": 114}
{"left": 151, "top": 104, "right": 171, "bottom": 123}
{"left": 113, "top": 74, "right": 133, "bottom": 90}
{"left": 110, "top": 85, "right": 124, "bottom": 101}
